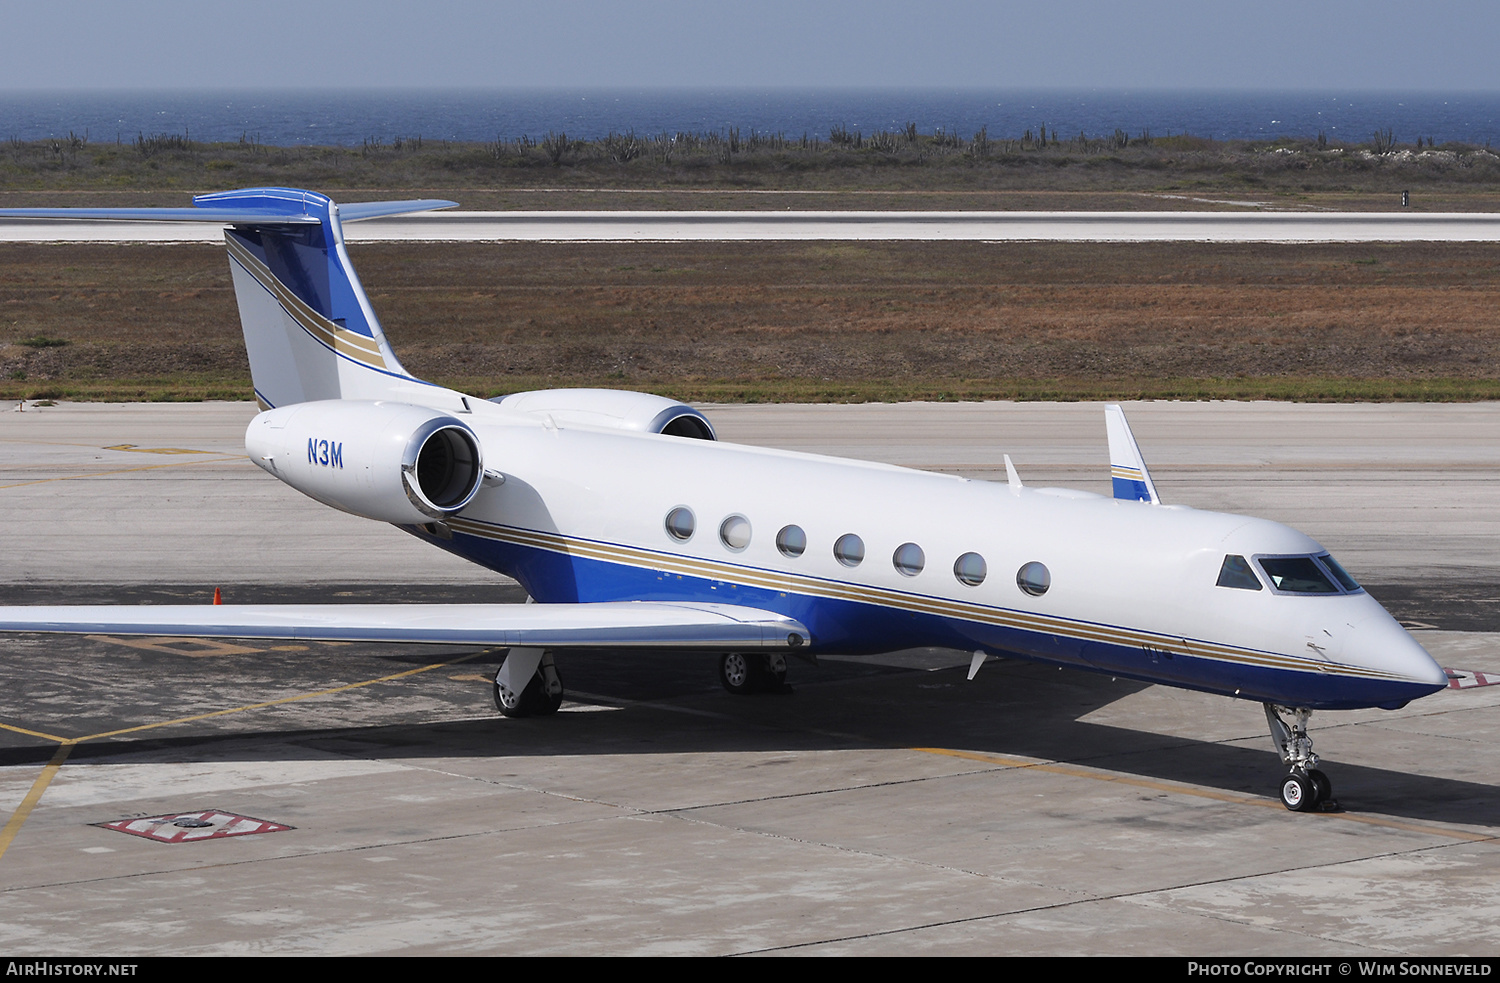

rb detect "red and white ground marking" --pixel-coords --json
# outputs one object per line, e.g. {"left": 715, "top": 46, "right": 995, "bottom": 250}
{"left": 95, "top": 810, "right": 294, "bottom": 843}
{"left": 1444, "top": 668, "right": 1500, "bottom": 690}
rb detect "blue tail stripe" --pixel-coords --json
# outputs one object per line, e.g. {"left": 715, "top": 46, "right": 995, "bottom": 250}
{"left": 228, "top": 225, "right": 378, "bottom": 341}
{"left": 1112, "top": 476, "right": 1152, "bottom": 502}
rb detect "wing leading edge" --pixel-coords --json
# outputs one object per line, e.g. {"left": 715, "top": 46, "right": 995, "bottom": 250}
{"left": 0, "top": 601, "right": 810, "bottom": 651}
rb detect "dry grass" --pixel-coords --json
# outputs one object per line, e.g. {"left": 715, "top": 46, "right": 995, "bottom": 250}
{"left": 4, "top": 240, "right": 1500, "bottom": 402}
{"left": 3, "top": 130, "right": 1500, "bottom": 211}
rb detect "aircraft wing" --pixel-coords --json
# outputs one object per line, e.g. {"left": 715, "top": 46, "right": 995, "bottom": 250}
{"left": 0, "top": 601, "right": 809, "bottom": 650}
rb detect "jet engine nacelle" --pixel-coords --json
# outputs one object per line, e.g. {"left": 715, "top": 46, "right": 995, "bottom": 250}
{"left": 245, "top": 400, "right": 484, "bottom": 524}
{"left": 491, "top": 389, "right": 715, "bottom": 440}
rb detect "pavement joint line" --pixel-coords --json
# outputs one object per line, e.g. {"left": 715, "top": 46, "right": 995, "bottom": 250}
{"left": 734, "top": 834, "right": 1494, "bottom": 956}
{"left": 0, "top": 454, "right": 243, "bottom": 491}
{"left": 6, "top": 777, "right": 1442, "bottom": 949}
{"left": 1110, "top": 892, "right": 1415, "bottom": 958}
{"left": 915, "top": 746, "right": 1500, "bottom": 842}
{"left": 658, "top": 767, "right": 1009, "bottom": 817}
{"left": 663, "top": 805, "right": 1002, "bottom": 884}
{"left": 1105, "top": 836, "right": 1499, "bottom": 959}
{"left": 0, "top": 650, "right": 486, "bottom": 866}
{"left": 0, "top": 806, "right": 675, "bottom": 895}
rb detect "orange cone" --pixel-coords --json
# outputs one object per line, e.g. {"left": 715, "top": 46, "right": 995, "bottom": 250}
{"left": 213, "top": 587, "right": 222, "bottom": 605}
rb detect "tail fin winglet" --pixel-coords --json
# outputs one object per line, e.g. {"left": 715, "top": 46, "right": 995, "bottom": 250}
{"left": 1105, "top": 404, "right": 1161, "bottom": 505}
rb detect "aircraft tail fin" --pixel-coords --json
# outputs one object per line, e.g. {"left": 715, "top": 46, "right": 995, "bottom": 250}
{"left": 0, "top": 188, "right": 458, "bottom": 410}
{"left": 1104, "top": 404, "right": 1162, "bottom": 505}
{"left": 199, "top": 188, "right": 455, "bottom": 409}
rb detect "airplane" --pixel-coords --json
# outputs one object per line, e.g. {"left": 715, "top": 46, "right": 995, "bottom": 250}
{"left": 0, "top": 187, "right": 1449, "bottom": 814}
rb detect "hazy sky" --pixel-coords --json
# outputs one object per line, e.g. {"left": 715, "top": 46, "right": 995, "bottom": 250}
{"left": 2, "top": 1, "right": 1497, "bottom": 92}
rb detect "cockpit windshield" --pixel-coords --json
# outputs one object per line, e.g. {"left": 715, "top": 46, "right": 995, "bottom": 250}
{"left": 1253, "top": 554, "right": 1364, "bottom": 595}
{"left": 1258, "top": 556, "right": 1338, "bottom": 593}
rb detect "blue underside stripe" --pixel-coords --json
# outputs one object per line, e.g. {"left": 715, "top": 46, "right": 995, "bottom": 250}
{"left": 404, "top": 525, "right": 1441, "bottom": 711}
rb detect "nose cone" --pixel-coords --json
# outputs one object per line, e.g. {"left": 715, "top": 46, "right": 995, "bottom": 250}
{"left": 1344, "top": 600, "right": 1450, "bottom": 706}
{"left": 1381, "top": 624, "right": 1449, "bottom": 689}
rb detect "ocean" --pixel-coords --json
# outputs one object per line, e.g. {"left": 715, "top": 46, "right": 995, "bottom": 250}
{"left": 3, "top": 88, "right": 1499, "bottom": 148}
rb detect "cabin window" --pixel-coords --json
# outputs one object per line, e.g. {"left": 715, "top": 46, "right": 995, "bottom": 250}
{"left": 664, "top": 507, "right": 696, "bottom": 542}
{"left": 776, "top": 525, "right": 807, "bottom": 558}
{"left": 953, "top": 552, "right": 987, "bottom": 587}
{"left": 1216, "top": 554, "right": 1263, "bottom": 591}
{"left": 1016, "top": 561, "right": 1050, "bottom": 597}
{"left": 1257, "top": 556, "right": 1338, "bottom": 594}
{"left": 719, "top": 514, "right": 751, "bottom": 552}
{"left": 892, "top": 542, "right": 925, "bottom": 577}
{"left": 834, "top": 533, "right": 865, "bottom": 568}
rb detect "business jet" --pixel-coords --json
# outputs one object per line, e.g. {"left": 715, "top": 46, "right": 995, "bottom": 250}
{"left": 0, "top": 188, "right": 1449, "bottom": 813}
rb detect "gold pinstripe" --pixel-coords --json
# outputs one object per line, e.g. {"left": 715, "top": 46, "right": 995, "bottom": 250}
{"left": 225, "top": 234, "right": 389, "bottom": 370}
{"left": 442, "top": 516, "right": 1414, "bottom": 684}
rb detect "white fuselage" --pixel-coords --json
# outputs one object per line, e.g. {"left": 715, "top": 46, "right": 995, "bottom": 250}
{"left": 360, "top": 404, "right": 1447, "bottom": 712}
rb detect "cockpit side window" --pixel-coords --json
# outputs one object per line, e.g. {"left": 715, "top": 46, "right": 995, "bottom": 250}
{"left": 1257, "top": 556, "right": 1339, "bottom": 594}
{"left": 1318, "top": 553, "right": 1362, "bottom": 593}
{"left": 1216, "top": 554, "right": 1263, "bottom": 591}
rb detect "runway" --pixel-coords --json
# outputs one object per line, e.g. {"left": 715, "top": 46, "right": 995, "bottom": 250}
{"left": 1, "top": 401, "right": 1498, "bottom": 956}
{"left": 5, "top": 400, "right": 1500, "bottom": 586}
{"left": 3, "top": 210, "right": 1500, "bottom": 242}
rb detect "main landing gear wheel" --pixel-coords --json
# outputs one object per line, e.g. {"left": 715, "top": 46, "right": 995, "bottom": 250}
{"left": 719, "top": 652, "right": 789, "bottom": 695}
{"left": 1265, "top": 704, "right": 1338, "bottom": 812}
{"left": 494, "top": 649, "right": 564, "bottom": 718}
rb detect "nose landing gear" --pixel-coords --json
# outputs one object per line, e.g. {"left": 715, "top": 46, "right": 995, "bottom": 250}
{"left": 1265, "top": 704, "right": 1338, "bottom": 812}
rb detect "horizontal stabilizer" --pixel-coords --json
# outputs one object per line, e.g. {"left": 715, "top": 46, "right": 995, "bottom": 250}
{"left": 0, "top": 601, "right": 810, "bottom": 650}
{"left": 338, "top": 200, "right": 461, "bottom": 222}
{"left": 1105, "top": 403, "right": 1161, "bottom": 505}
{"left": 0, "top": 188, "right": 456, "bottom": 226}
{"left": 0, "top": 206, "right": 320, "bottom": 224}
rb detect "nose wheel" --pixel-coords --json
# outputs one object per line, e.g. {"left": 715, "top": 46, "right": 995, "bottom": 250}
{"left": 1265, "top": 704, "right": 1338, "bottom": 812}
{"left": 1279, "top": 767, "right": 1333, "bottom": 812}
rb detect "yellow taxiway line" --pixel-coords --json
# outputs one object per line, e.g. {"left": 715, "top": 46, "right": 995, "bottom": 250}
{"left": 0, "top": 650, "right": 486, "bottom": 864}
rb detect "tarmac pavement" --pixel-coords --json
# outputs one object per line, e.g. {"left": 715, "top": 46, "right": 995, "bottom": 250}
{"left": 0, "top": 401, "right": 1496, "bottom": 956}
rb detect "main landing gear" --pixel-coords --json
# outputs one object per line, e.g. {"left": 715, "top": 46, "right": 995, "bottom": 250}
{"left": 719, "top": 652, "right": 790, "bottom": 695}
{"left": 1264, "top": 704, "right": 1337, "bottom": 812}
{"left": 494, "top": 647, "right": 564, "bottom": 717}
